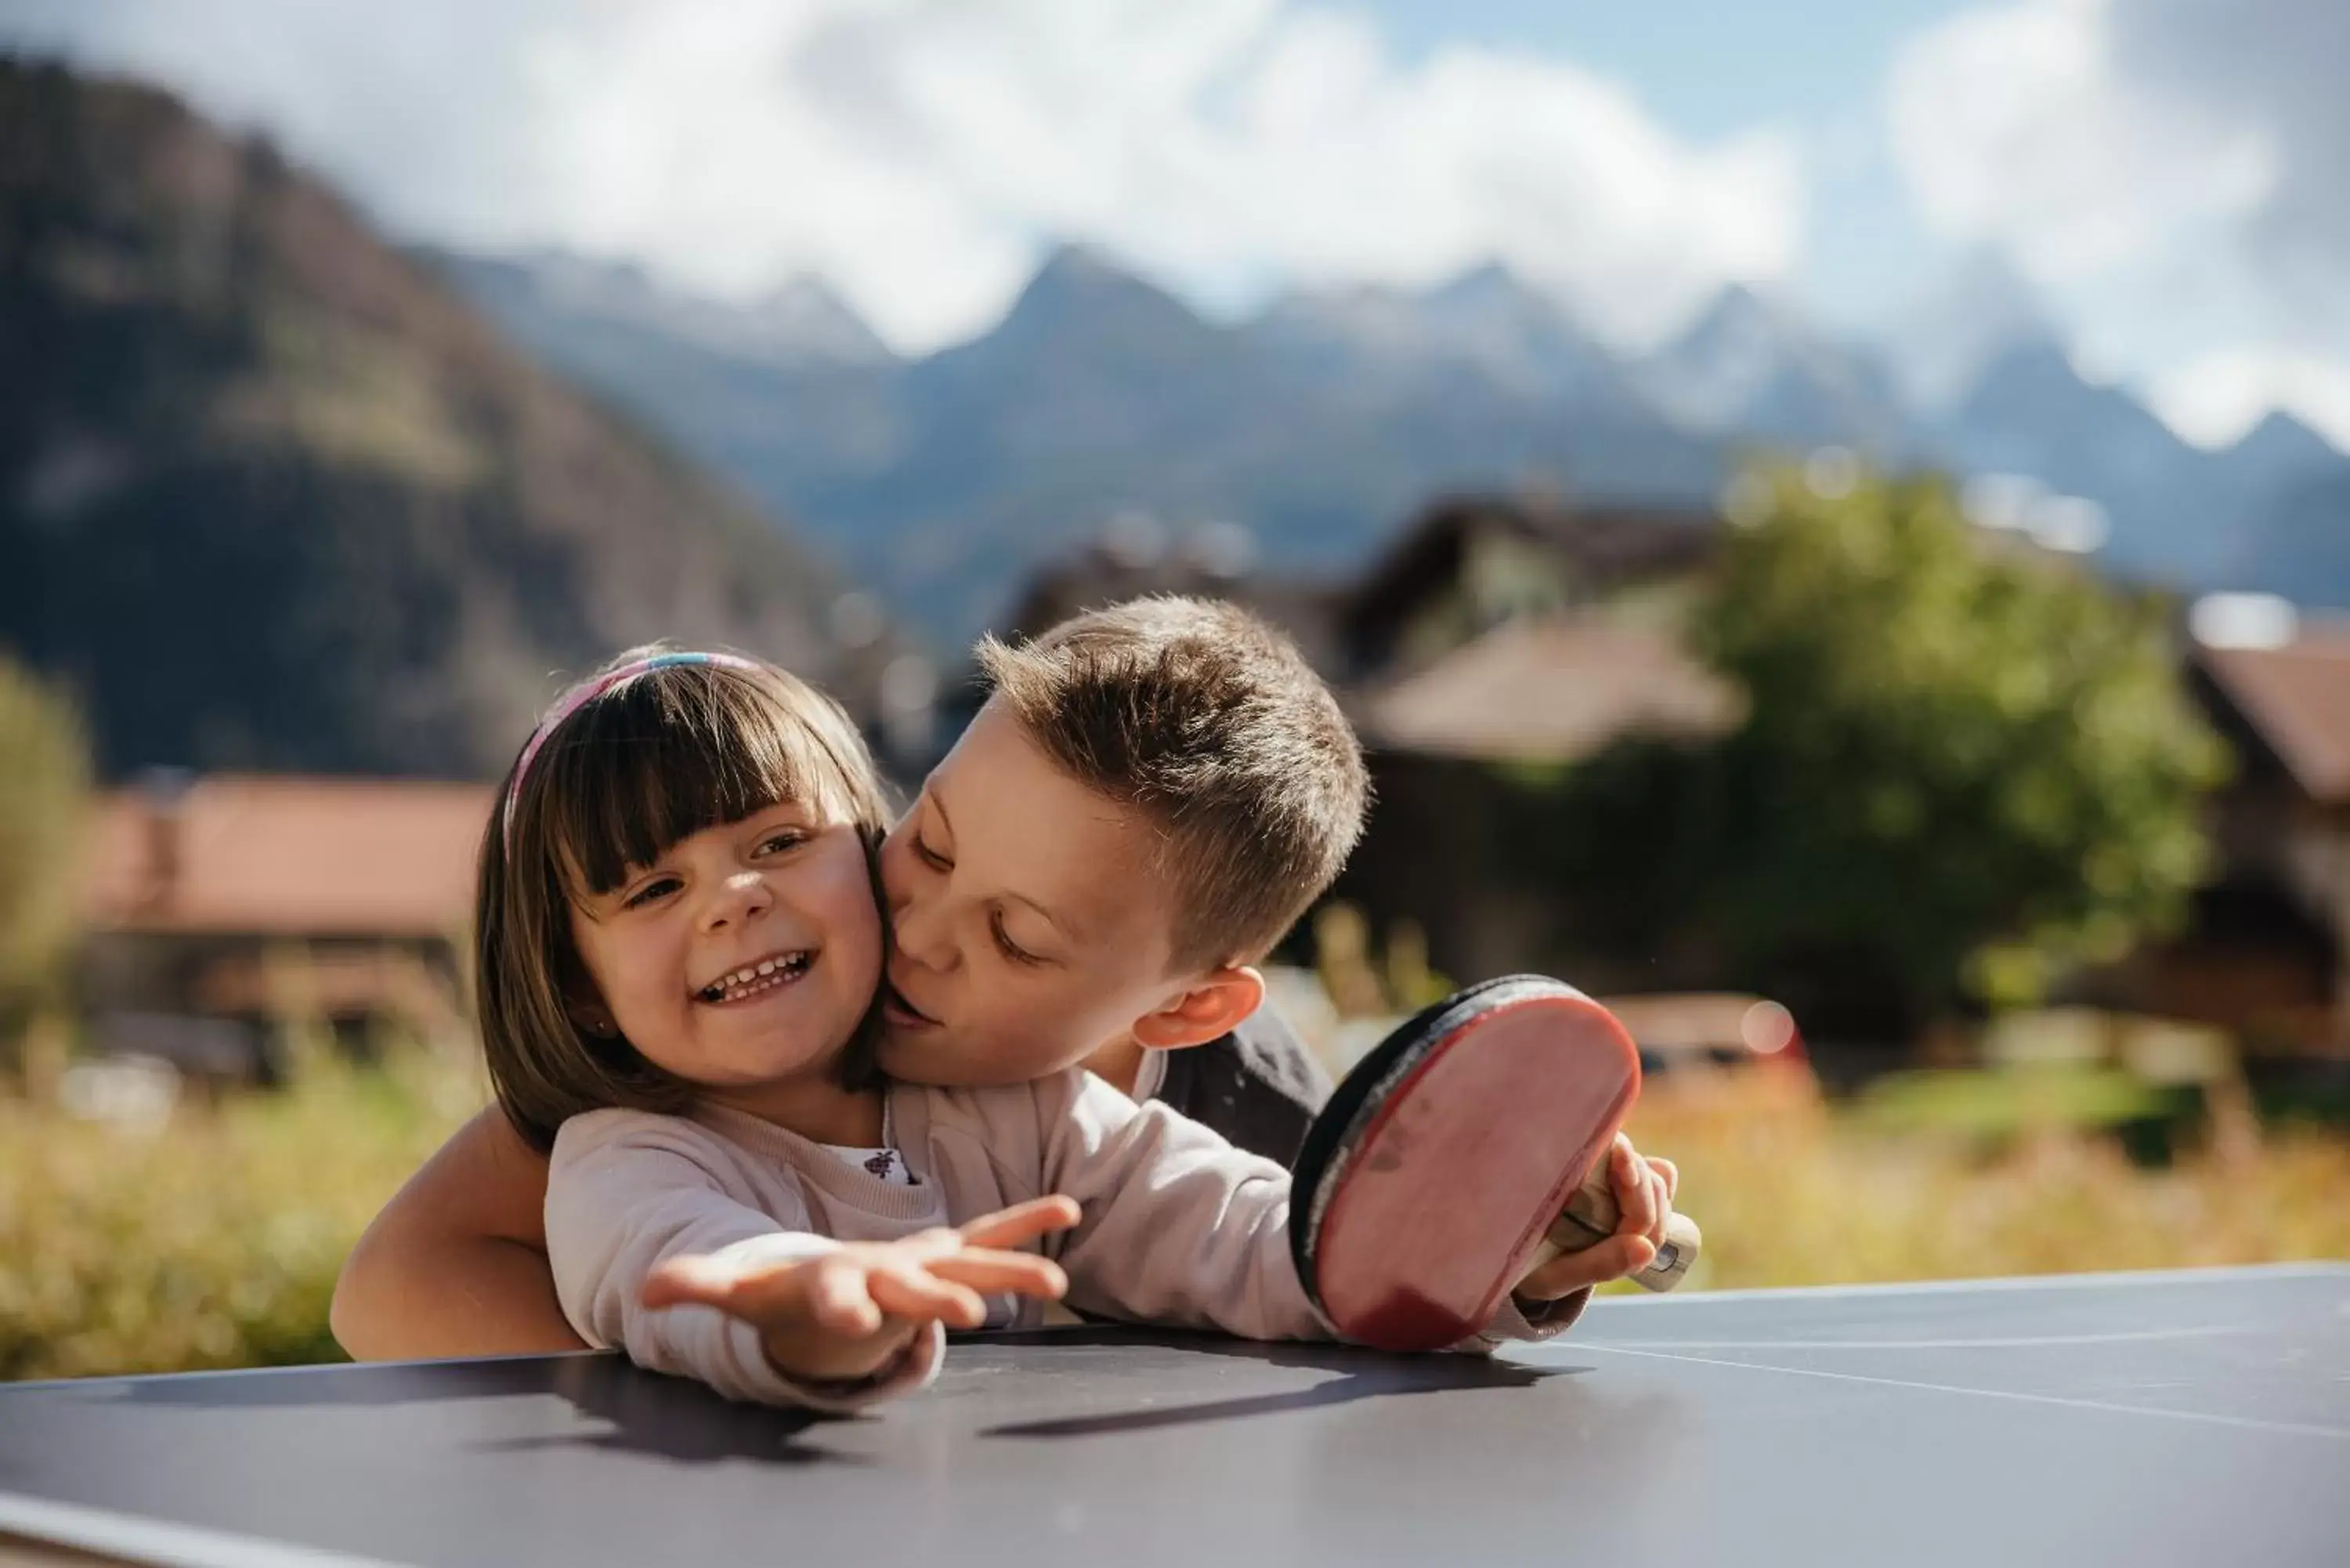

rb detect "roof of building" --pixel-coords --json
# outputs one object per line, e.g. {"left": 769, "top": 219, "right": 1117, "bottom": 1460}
{"left": 2196, "top": 625, "right": 2350, "bottom": 807}
{"left": 1340, "top": 494, "right": 1719, "bottom": 668}
{"left": 994, "top": 544, "right": 1347, "bottom": 677}
{"left": 1357, "top": 614, "right": 1742, "bottom": 764}
{"left": 81, "top": 775, "right": 494, "bottom": 938}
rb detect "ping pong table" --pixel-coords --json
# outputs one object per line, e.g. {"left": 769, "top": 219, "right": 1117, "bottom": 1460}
{"left": 2, "top": 1263, "right": 2343, "bottom": 1567}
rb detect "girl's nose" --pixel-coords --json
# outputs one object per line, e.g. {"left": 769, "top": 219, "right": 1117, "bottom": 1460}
{"left": 699, "top": 869, "right": 773, "bottom": 931}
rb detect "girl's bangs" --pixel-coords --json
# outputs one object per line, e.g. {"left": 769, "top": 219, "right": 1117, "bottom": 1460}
{"left": 526, "top": 667, "right": 846, "bottom": 898}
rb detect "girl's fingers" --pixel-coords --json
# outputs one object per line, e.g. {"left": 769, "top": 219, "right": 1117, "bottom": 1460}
{"left": 642, "top": 1254, "right": 747, "bottom": 1313}
{"left": 808, "top": 1257, "right": 882, "bottom": 1336}
{"left": 959, "top": 1194, "right": 1082, "bottom": 1249}
{"left": 868, "top": 1263, "right": 987, "bottom": 1330}
{"left": 643, "top": 1254, "right": 812, "bottom": 1323}
{"left": 928, "top": 1248, "right": 1069, "bottom": 1300}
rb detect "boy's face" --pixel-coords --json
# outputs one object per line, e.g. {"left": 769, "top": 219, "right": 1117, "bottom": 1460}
{"left": 874, "top": 699, "right": 1201, "bottom": 1086}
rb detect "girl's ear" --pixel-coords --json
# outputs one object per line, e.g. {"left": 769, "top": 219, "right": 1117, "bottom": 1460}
{"left": 554, "top": 943, "right": 617, "bottom": 1038}
{"left": 568, "top": 999, "right": 618, "bottom": 1039}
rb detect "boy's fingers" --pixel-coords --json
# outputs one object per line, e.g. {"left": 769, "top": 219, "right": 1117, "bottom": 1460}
{"left": 959, "top": 1194, "right": 1082, "bottom": 1249}
{"left": 1614, "top": 1138, "right": 1660, "bottom": 1241}
{"left": 868, "top": 1263, "right": 987, "bottom": 1330}
{"left": 1651, "top": 1157, "right": 1679, "bottom": 1203}
{"left": 928, "top": 1249, "right": 1069, "bottom": 1300}
{"left": 1517, "top": 1233, "right": 1659, "bottom": 1301}
{"left": 808, "top": 1258, "right": 882, "bottom": 1336}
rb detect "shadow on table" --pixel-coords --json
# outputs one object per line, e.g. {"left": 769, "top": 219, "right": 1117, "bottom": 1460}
{"left": 975, "top": 1331, "right": 1585, "bottom": 1440}
{"left": 476, "top": 1357, "right": 855, "bottom": 1469}
{"left": 113, "top": 1353, "right": 854, "bottom": 1469}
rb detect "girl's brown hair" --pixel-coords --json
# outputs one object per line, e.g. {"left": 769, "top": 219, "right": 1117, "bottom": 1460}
{"left": 475, "top": 646, "right": 893, "bottom": 1151}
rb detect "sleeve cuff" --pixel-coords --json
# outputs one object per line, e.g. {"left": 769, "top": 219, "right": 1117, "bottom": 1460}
{"left": 1465, "top": 1284, "right": 1593, "bottom": 1349}
{"left": 721, "top": 1315, "right": 945, "bottom": 1413}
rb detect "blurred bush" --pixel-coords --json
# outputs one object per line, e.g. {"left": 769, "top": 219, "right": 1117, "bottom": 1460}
{"left": 0, "top": 656, "right": 90, "bottom": 1017}
{"left": 1508, "top": 461, "right": 2227, "bottom": 1044}
{"left": 0, "top": 1042, "right": 478, "bottom": 1381}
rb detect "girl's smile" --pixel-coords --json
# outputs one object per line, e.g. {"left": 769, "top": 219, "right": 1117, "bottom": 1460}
{"left": 567, "top": 802, "right": 883, "bottom": 1105}
{"left": 695, "top": 947, "right": 815, "bottom": 1005}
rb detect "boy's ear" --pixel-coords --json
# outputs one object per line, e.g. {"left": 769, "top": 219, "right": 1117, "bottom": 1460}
{"left": 1132, "top": 966, "right": 1266, "bottom": 1051}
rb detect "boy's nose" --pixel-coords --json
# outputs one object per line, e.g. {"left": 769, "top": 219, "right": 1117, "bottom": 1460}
{"left": 889, "top": 889, "right": 956, "bottom": 972}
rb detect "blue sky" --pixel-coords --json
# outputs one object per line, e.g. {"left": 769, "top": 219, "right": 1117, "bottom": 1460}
{"left": 1363, "top": 1, "right": 1965, "bottom": 135}
{"left": 6, "top": 0, "right": 2347, "bottom": 447}
{"left": 1359, "top": 0, "right": 1965, "bottom": 324}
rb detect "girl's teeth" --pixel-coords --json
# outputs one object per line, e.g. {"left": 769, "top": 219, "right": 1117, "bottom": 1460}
{"left": 706, "top": 953, "right": 808, "bottom": 1003}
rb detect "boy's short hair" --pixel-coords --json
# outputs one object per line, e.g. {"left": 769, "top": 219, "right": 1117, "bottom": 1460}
{"left": 976, "top": 596, "right": 1368, "bottom": 972}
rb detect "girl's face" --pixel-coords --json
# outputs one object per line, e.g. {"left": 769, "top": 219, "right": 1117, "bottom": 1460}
{"left": 566, "top": 798, "right": 883, "bottom": 1098}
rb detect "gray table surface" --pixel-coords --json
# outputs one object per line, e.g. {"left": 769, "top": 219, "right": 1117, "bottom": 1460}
{"left": 2, "top": 1263, "right": 2345, "bottom": 1568}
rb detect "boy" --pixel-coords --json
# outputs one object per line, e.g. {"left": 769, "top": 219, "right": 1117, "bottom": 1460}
{"left": 331, "top": 598, "right": 1668, "bottom": 1360}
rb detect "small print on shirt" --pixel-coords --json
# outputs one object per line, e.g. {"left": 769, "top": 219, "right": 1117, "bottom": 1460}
{"left": 824, "top": 1145, "right": 920, "bottom": 1187}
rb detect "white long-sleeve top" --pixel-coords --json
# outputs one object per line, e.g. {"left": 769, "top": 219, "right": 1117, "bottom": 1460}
{"left": 547, "top": 1068, "right": 1585, "bottom": 1409}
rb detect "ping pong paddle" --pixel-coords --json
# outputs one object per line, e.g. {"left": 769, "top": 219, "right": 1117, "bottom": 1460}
{"left": 1290, "top": 975, "right": 1702, "bottom": 1352}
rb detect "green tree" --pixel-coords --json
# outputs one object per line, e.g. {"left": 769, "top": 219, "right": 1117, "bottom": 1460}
{"left": 1522, "top": 462, "right": 2228, "bottom": 1043}
{"left": 0, "top": 656, "right": 92, "bottom": 1008}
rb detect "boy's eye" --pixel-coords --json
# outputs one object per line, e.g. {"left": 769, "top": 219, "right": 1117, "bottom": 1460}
{"left": 990, "top": 912, "right": 1043, "bottom": 967}
{"left": 755, "top": 829, "right": 808, "bottom": 857}
{"left": 623, "top": 876, "right": 681, "bottom": 909}
{"left": 913, "top": 833, "right": 952, "bottom": 872}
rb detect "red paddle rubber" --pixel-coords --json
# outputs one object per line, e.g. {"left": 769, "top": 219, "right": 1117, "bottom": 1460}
{"left": 1304, "top": 988, "right": 1640, "bottom": 1351}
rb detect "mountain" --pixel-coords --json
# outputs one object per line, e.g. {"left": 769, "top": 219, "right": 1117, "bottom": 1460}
{"left": 439, "top": 245, "right": 1723, "bottom": 638}
{"left": 443, "top": 250, "right": 891, "bottom": 368}
{"left": 2216, "top": 415, "right": 2350, "bottom": 608}
{"left": 1929, "top": 341, "right": 2232, "bottom": 583}
{"left": 0, "top": 58, "right": 893, "bottom": 779}
{"left": 1883, "top": 251, "right": 2055, "bottom": 417}
{"left": 424, "top": 237, "right": 2350, "bottom": 641}
{"left": 1258, "top": 263, "right": 1628, "bottom": 406}
{"left": 425, "top": 248, "right": 916, "bottom": 545}
{"left": 1640, "top": 284, "right": 1910, "bottom": 457}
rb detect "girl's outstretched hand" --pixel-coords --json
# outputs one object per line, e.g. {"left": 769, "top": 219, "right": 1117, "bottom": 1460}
{"left": 642, "top": 1194, "right": 1082, "bottom": 1387}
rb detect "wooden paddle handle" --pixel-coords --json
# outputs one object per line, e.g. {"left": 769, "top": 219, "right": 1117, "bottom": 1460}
{"left": 1530, "top": 1168, "right": 1703, "bottom": 1292}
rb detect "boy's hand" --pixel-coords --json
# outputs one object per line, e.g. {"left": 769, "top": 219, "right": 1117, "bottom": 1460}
{"left": 642, "top": 1195, "right": 1080, "bottom": 1386}
{"left": 1513, "top": 1135, "right": 1679, "bottom": 1302}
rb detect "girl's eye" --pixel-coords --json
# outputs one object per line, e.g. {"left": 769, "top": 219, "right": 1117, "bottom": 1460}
{"left": 623, "top": 876, "right": 681, "bottom": 909}
{"left": 755, "top": 829, "right": 808, "bottom": 857}
{"left": 990, "top": 912, "right": 1043, "bottom": 967}
{"left": 913, "top": 833, "right": 952, "bottom": 872}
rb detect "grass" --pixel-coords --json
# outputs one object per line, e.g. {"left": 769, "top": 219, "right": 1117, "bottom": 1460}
{"left": 2, "top": 1047, "right": 2345, "bottom": 1379}
{"left": 1622, "top": 1070, "right": 2350, "bottom": 1292}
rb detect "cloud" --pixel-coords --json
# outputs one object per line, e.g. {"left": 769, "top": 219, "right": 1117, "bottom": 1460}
{"left": 1887, "top": 0, "right": 2350, "bottom": 444}
{"left": 0, "top": 0, "right": 1802, "bottom": 353}
{"left": 2146, "top": 349, "right": 2350, "bottom": 451}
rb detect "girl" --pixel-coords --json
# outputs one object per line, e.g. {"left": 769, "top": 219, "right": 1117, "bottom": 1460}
{"left": 486, "top": 649, "right": 1647, "bottom": 1408}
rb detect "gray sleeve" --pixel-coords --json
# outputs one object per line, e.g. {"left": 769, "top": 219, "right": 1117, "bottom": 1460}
{"left": 1153, "top": 1006, "right": 1332, "bottom": 1166}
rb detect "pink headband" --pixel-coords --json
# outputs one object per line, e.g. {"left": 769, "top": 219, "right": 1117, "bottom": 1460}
{"left": 501, "top": 651, "right": 764, "bottom": 849}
